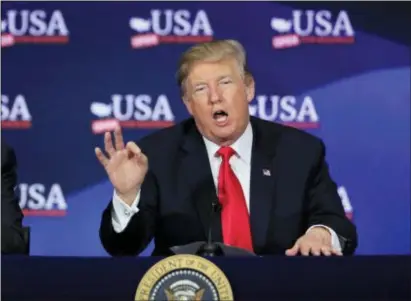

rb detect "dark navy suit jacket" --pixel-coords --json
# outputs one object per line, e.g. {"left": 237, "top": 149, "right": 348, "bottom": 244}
{"left": 100, "top": 117, "right": 357, "bottom": 256}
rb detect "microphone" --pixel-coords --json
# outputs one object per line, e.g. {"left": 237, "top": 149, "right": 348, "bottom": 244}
{"left": 196, "top": 198, "right": 223, "bottom": 257}
{"left": 170, "top": 195, "right": 256, "bottom": 257}
{"left": 207, "top": 199, "right": 221, "bottom": 245}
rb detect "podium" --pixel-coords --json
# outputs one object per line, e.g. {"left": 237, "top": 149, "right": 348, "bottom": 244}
{"left": 2, "top": 255, "right": 410, "bottom": 300}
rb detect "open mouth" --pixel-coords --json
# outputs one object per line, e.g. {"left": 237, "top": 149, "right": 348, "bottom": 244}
{"left": 213, "top": 110, "right": 229, "bottom": 124}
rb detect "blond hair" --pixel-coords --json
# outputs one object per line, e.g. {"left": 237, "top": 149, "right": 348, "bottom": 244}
{"left": 176, "top": 39, "right": 251, "bottom": 96}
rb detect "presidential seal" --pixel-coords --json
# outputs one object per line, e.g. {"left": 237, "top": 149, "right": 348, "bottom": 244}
{"left": 135, "top": 254, "right": 234, "bottom": 301}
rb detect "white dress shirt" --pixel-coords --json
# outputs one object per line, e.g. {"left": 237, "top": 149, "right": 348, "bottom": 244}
{"left": 111, "top": 122, "right": 342, "bottom": 251}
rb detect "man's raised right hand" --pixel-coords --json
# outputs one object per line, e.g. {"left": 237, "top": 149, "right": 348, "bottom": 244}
{"left": 95, "top": 126, "right": 148, "bottom": 206}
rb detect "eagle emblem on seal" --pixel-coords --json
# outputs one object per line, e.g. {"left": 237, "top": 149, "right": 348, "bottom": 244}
{"left": 164, "top": 280, "right": 205, "bottom": 301}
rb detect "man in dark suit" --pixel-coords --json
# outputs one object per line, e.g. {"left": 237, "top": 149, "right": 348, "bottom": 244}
{"left": 1, "top": 142, "right": 27, "bottom": 254}
{"left": 97, "top": 40, "right": 357, "bottom": 257}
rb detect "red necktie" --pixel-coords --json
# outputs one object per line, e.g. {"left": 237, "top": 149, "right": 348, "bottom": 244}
{"left": 217, "top": 146, "right": 253, "bottom": 252}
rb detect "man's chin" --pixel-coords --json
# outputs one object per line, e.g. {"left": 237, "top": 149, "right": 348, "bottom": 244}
{"left": 211, "top": 128, "right": 238, "bottom": 145}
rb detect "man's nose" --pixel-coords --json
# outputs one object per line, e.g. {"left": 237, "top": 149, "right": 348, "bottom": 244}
{"left": 209, "top": 87, "right": 222, "bottom": 104}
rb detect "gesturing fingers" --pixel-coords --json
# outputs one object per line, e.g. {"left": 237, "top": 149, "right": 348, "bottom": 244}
{"left": 95, "top": 147, "right": 109, "bottom": 167}
{"left": 114, "top": 126, "right": 125, "bottom": 150}
{"left": 104, "top": 131, "right": 116, "bottom": 156}
{"left": 97, "top": 131, "right": 147, "bottom": 172}
{"left": 126, "top": 142, "right": 148, "bottom": 167}
{"left": 108, "top": 149, "right": 128, "bottom": 172}
{"left": 137, "top": 152, "right": 148, "bottom": 167}
{"left": 98, "top": 127, "right": 126, "bottom": 168}
{"left": 126, "top": 141, "right": 141, "bottom": 156}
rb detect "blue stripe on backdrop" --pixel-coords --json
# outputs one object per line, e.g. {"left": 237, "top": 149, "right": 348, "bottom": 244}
{"left": 1, "top": 1, "right": 409, "bottom": 256}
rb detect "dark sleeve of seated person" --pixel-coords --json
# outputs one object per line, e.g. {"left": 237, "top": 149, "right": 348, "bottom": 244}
{"left": 1, "top": 143, "right": 26, "bottom": 254}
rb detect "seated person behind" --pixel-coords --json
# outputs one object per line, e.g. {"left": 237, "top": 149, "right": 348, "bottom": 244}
{"left": 1, "top": 142, "right": 27, "bottom": 254}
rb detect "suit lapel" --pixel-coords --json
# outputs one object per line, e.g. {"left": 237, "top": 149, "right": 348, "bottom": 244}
{"left": 249, "top": 117, "right": 280, "bottom": 252}
{"left": 179, "top": 121, "right": 223, "bottom": 243}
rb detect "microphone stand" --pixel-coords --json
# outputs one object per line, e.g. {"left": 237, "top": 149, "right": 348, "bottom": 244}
{"left": 196, "top": 200, "right": 223, "bottom": 257}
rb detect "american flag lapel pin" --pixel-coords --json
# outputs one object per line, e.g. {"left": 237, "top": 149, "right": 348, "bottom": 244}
{"left": 263, "top": 169, "right": 271, "bottom": 176}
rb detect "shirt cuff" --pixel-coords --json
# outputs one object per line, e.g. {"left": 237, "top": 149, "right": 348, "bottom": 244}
{"left": 111, "top": 190, "right": 140, "bottom": 233}
{"left": 307, "top": 224, "right": 342, "bottom": 252}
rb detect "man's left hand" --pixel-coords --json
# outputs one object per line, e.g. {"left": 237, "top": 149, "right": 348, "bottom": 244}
{"left": 285, "top": 227, "right": 342, "bottom": 256}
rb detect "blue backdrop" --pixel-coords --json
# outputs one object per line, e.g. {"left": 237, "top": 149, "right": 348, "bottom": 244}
{"left": 1, "top": 1, "right": 409, "bottom": 256}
